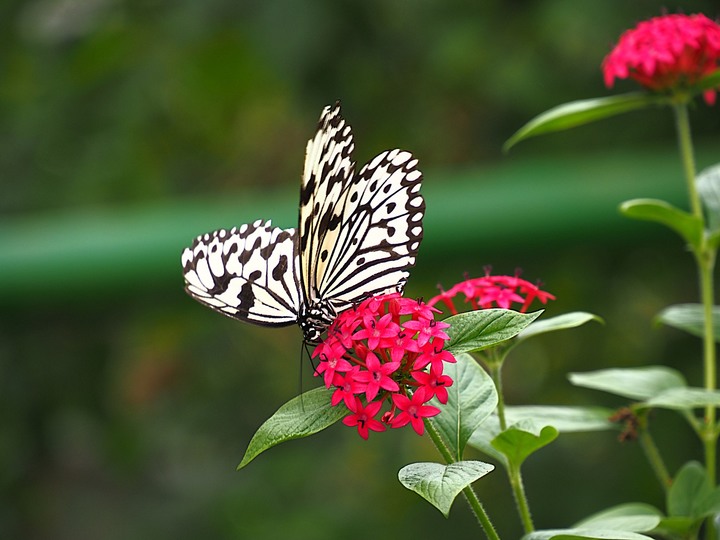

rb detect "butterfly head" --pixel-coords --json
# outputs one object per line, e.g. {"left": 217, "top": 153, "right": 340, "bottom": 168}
{"left": 299, "top": 302, "right": 337, "bottom": 344}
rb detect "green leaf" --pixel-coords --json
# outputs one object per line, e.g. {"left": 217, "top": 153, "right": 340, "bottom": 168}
{"left": 655, "top": 303, "right": 720, "bottom": 342}
{"left": 516, "top": 312, "right": 603, "bottom": 344}
{"left": 574, "top": 503, "right": 662, "bottom": 531}
{"left": 491, "top": 422, "right": 558, "bottom": 469}
{"left": 445, "top": 309, "right": 542, "bottom": 355}
{"left": 429, "top": 352, "right": 498, "bottom": 460}
{"left": 523, "top": 530, "right": 655, "bottom": 540}
{"left": 467, "top": 415, "right": 507, "bottom": 465}
{"left": 619, "top": 199, "right": 703, "bottom": 250}
{"left": 523, "top": 504, "right": 661, "bottom": 540}
{"left": 237, "top": 387, "right": 345, "bottom": 469}
{"left": 569, "top": 366, "right": 686, "bottom": 401}
{"left": 505, "top": 406, "right": 615, "bottom": 433}
{"left": 642, "top": 387, "right": 720, "bottom": 410}
{"left": 666, "top": 461, "right": 720, "bottom": 519}
{"left": 697, "top": 163, "right": 720, "bottom": 241}
{"left": 656, "top": 516, "right": 698, "bottom": 537}
{"left": 697, "top": 70, "right": 720, "bottom": 92}
{"left": 504, "top": 93, "right": 666, "bottom": 151}
{"left": 398, "top": 460, "right": 494, "bottom": 517}
{"left": 668, "top": 462, "right": 708, "bottom": 518}
{"left": 468, "top": 407, "right": 613, "bottom": 466}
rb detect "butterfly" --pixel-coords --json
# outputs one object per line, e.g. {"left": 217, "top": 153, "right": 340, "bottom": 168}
{"left": 181, "top": 102, "right": 425, "bottom": 343}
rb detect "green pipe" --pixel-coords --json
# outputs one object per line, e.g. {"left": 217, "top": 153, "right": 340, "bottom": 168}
{"left": 0, "top": 145, "right": 712, "bottom": 303}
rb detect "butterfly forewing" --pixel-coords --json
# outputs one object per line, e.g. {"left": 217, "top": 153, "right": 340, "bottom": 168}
{"left": 182, "top": 220, "right": 301, "bottom": 326}
{"left": 299, "top": 104, "right": 425, "bottom": 319}
{"left": 316, "top": 149, "right": 424, "bottom": 311}
{"left": 299, "top": 103, "right": 355, "bottom": 301}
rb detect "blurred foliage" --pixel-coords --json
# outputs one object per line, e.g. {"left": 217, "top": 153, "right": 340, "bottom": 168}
{"left": 1, "top": 0, "right": 719, "bottom": 539}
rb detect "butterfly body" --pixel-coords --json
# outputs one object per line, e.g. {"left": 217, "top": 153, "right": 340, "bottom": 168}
{"left": 182, "top": 103, "right": 424, "bottom": 343}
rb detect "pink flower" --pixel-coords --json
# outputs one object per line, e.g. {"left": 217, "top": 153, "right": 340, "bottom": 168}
{"left": 429, "top": 270, "right": 555, "bottom": 316}
{"left": 312, "top": 293, "right": 456, "bottom": 439}
{"left": 352, "top": 312, "right": 400, "bottom": 350}
{"left": 359, "top": 352, "right": 400, "bottom": 401}
{"left": 412, "top": 365, "right": 453, "bottom": 404}
{"left": 311, "top": 337, "right": 352, "bottom": 387}
{"left": 403, "top": 319, "right": 450, "bottom": 348}
{"left": 414, "top": 339, "right": 456, "bottom": 372}
{"left": 331, "top": 366, "right": 368, "bottom": 409}
{"left": 390, "top": 389, "right": 441, "bottom": 435}
{"left": 602, "top": 13, "right": 720, "bottom": 105}
{"left": 343, "top": 398, "right": 386, "bottom": 440}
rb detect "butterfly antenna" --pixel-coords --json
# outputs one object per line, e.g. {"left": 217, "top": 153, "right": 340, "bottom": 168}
{"left": 298, "top": 340, "right": 308, "bottom": 411}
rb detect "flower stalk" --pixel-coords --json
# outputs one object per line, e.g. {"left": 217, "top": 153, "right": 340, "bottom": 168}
{"left": 480, "top": 348, "right": 535, "bottom": 534}
{"left": 424, "top": 419, "right": 501, "bottom": 540}
{"left": 509, "top": 463, "right": 534, "bottom": 535}
{"left": 673, "top": 100, "right": 719, "bottom": 486}
{"left": 637, "top": 421, "right": 673, "bottom": 491}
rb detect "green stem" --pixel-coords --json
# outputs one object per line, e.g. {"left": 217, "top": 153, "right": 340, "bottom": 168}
{"left": 673, "top": 100, "right": 718, "bottom": 486}
{"left": 485, "top": 354, "right": 533, "bottom": 533}
{"left": 508, "top": 465, "right": 535, "bottom": 534}
{"left": 425, "top": 420, "right": 501, "bottom": 540}
{"left": 673, "top": 102, "right": 702, "bottom": 219}
{"left": 488, "top": 361, "right": 507, "bottom": 431}
{"left": 638, "top": 423, "right": 672, "bottom": 491}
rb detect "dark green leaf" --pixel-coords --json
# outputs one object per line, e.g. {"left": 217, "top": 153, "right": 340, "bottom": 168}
{"left": 398, "top": 460, "right": 494, "bottom": 517}
{"left": 504, "top": 93, "right": 667, "bottom": 151}
{"left": 429, "top": 352, "right": 498, "bottom": 460}
{"left": 445, "top": 309, "right": 542, "bottom": 355}
{"left": 569, "top": 366, "right": 686, "bottom": 401}
{"left": 237, "top": 387, "right": 345, "bottom": 469}
{"left": 491, "top": 422, "right": 558, "bottom": 469}
{"left": 619, "top": 199, "right": 703, "bottom": 250}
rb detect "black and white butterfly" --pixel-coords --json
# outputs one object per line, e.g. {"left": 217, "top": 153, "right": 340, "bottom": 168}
{"left": 181, "top": 102, "right": 425, "bottom": 343}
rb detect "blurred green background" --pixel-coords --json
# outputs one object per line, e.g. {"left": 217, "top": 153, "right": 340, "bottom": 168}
{"left": 2, "top": 1, "right": 719, "bottom": 538}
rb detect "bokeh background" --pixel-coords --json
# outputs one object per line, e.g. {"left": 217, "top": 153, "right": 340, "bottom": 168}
{"left": 2, "top": 1, "right": 719, "bottom": 538}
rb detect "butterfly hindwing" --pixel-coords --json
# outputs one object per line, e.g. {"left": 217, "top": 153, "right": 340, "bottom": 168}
{"left": 182, "top": 220, "right": 301, "bottom": 326}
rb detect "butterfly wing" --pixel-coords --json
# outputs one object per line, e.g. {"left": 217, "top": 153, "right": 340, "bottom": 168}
{"left": 299, "top": 103, "right": 425, "bottom": 318}
{"left": 182, "top": 220, "right": 302, "bottom": 326}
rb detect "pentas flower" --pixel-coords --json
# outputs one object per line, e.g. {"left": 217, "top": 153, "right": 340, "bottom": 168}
{"left": 428, "top": 271, "right": 555, "bottom": 316}
{"left": 602, "top": 13, "right": 720, "bottom": 105}
{"left": 312, "top": 293, "right": 455, "bottom": 439}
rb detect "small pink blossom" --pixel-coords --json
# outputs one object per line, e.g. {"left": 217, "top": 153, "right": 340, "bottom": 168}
{"left": 331, "top": 366, "right": 368, "bottom": 409}
{"left": 359, "top": 352, "right": 400, "bottom": 401}
{"left": 429, "top": 270, "right": 555, "bottom": 316}
{"left": 390, "top": 389, "right": 441, "bottom": 435}
{"left": 343, "top": 398, "right": 386, "bottom": 440}
{"left": 412, "top": 365, "right": 453, "bottom": 404}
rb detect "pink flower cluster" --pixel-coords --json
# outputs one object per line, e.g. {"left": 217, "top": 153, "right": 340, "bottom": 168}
{"left": 312, "top": 293, "right": 455, "bottom": 440}
{"left": 602, "top": 13, "right": 720, "bottom": 105}
{"left": 428, "top": 272, "right": 555, "bottom": 315}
